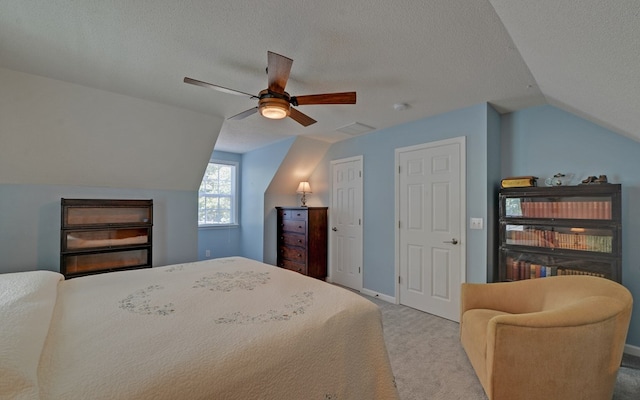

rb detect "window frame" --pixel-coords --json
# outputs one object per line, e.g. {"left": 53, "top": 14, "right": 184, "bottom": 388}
{"left": 197, "top": 160, "right": 239, "bottom": 228}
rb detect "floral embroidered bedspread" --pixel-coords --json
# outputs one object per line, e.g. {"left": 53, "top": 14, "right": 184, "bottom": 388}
{"left": 2, "top": 257, "right": 398, "bottom": 400}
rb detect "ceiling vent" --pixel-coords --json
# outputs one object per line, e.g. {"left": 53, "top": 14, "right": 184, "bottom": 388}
{"left": 336, "top": 122, "right": 375, "bottom": 136}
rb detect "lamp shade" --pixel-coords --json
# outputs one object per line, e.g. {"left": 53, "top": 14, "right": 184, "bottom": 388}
{"left": 296, "top": 181, "right": 311, "bottom": 193}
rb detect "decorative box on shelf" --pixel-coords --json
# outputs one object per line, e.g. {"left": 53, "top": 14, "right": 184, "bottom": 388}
{"left": 498, "top": 184, "right": 621, "bottom": 283}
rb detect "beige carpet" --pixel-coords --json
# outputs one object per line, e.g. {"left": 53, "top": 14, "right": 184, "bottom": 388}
{"left": 368, "top": 296, "right": 640, "bottom": 400}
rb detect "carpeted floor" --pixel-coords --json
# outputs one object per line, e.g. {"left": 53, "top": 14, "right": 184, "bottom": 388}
{"left": 367, "top": 296, "right": 640, "bottom": 400}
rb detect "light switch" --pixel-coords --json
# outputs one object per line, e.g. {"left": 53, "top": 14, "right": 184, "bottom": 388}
{"left": 470, "top": 217, "right": 483, "bottom": 230}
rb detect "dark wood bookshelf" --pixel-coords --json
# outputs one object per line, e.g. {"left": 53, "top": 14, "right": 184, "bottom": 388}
{"left": 498, "top": 184, "right": 621, "bottom": 282}
{"left": 60, "top": 198, "right": 153, "bottom": 278}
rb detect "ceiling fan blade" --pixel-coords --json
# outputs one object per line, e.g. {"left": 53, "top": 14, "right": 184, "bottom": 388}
{"left": 288, "top": 108, "right": 317, "bottom": 127}
{"left": 293, "top": 92, "right": 357, "bottom": 106}
{"left": 228, "top": 107, "right": 259, "bottom": 120}
{"left": 184, "top": 77, "right": 255, "bottom": 98}
{"left": 267, "top": 51, "right": 293, "bottom": 93}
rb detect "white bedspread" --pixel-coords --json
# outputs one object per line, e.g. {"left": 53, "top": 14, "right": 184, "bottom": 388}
{"left": 1, "top": 257, "right": 398, "bottom": 400}
{"left": 0, "top": 271, "right": 62, "bottom": 400}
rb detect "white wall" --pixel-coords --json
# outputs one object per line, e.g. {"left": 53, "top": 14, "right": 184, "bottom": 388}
{"left": 0, "top": 67, "right": 223, "bottom": 191}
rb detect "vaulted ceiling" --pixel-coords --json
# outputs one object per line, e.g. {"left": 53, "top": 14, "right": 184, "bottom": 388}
{"left": 1, "top": 1, "right": 637, "bottom": 153}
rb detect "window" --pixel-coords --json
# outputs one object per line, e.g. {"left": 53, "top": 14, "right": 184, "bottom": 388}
{"left": 198, "top": 161, "right": 238, "bottom": 226}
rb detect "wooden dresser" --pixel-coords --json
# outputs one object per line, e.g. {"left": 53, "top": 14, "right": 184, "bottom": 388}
{"left": 276, "top": 207, "right": 328, "bottom": 279}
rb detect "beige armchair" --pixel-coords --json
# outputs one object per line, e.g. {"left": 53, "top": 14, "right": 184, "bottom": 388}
{"left": 460, "top": 275, "right": 632, "bottom": 400}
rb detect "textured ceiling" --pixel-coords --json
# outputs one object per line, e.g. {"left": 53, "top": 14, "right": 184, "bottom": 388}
{"left": 490, "top": 0, "right": 640, "bottom": 142}
{"left": 1, "top": 1, "right": 636, "bottom": 153}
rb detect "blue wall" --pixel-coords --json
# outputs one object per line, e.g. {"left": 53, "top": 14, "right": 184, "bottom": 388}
{"left": 240, "top": 138, "right": 295, "bottom": 262}
{"left": 194, "top": 103, "right": 640, "bottom": 348}
{"left": 312, "top": 103, "right": 500, "bottom": 296}
{"left": 502, "top": 105, "right": 640, "bottom": 347}
{"left": 0, "top": 184, "right": 199, "bottom": 273}
{"left": 197, "top": 150, "right": 243, "bottom": 260}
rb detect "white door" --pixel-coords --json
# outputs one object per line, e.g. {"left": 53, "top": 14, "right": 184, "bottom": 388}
{"left": 330, "top": 156, "right": 363, "bottom": 291}
{"left": 396, "top": 137, "right": 465, "bottom": 322}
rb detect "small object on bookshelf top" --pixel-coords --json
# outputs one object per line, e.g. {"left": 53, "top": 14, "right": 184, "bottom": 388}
{"left": 501, "top": 176, "right": 538, "bottom": 188}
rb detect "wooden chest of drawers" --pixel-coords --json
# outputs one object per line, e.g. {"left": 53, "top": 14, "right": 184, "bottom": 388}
{"left": 276, "top": 207, "right": 328, "bottom": 279}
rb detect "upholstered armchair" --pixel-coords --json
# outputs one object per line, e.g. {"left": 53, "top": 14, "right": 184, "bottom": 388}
{"left": 460, "top": 275, "right": 632, "bottom": 400}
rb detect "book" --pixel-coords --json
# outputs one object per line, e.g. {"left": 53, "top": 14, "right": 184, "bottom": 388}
{"left": 501, "top": 176, "right": 538, "bottom": 188}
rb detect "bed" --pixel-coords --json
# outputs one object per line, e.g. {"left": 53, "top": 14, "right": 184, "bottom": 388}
{"left": 0, "top": 257, "right": 399, "bottom": 400}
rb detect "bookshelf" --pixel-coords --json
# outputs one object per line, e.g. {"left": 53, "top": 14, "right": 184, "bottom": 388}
{"left": 60, "top": 199, "right": 153, "bottom": 278}
{"left": 498, "top": 184, "right": 621, "bottom": 282}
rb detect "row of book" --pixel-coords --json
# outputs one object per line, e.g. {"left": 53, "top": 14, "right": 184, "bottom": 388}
{"left": 505, "top": 229, "right": 612, "bottom": 253}
{"left": 515, "top": 201, "right": 612, "bottom": 220}
{"left": 506, "top": 260, "right": 606, "bottom": 281}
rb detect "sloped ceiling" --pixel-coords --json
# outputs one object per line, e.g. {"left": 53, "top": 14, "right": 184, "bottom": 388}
{"left": 0, "top": 1, "right": 637, "bottom": 154}
{"left": 489, "top": 0, "right": 640, "bottom": 142}
{"left": 0, "top": 68, "right": 224, "bottom": 190}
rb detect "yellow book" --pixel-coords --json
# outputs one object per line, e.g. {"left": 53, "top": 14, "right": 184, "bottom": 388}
{"left": 501, "top": 176, "right": 538, "bottom": 188}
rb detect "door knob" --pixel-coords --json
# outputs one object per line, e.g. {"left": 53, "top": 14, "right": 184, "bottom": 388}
{"left": 332, "top": 227, "right": 338, "bottom": 231}
{"left": 443, "top": 238, "right": 458, "bottom": 245}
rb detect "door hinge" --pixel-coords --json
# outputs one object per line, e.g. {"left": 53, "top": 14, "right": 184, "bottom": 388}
{"left": 398, "top": 276, "right": 401, "bottom": 284}
{"left": 359, "top": 170, "right": 362, "bottom": 178}
{"left": 398, "top": 165, "right": 401, "bottom": 174}
{"left": 359, "top": 267, "right": 361, "bottom": 274}
{"left": 398, "top": 220, "right": 401, "bottom": 229}
{"left": 359, "top": 218, "right": 361, "bottom": 226}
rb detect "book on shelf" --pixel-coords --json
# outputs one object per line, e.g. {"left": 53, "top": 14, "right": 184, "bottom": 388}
{"left": 501, "top": 176, "right": 538, "bottom": 188}
{"left": 506, "top": 228, "right": 612, "bottom": 253}
{"left": 519, "top": 200, "right": 611, "bottom": 219}
{"left": 503, "top": 257, "right": 605, "bottom": 281}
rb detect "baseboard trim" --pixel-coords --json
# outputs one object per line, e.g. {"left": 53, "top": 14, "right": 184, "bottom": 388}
{"left": 625, "top": 344, "right": 640, "bottom": 357}
{"left": 360, "top": 288, "right": 396, "bottom": 304}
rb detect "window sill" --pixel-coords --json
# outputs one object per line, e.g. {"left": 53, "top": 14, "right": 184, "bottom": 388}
{"left": 198, "top": 224, "right": 240, "bottom": 230}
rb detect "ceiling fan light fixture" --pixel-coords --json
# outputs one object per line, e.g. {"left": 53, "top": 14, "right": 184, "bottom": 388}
{"left": 258, "top": 90, "right": 290, "bottom": 120}
{"left": 260, "top": 101, "right": 290, "bottom": 119}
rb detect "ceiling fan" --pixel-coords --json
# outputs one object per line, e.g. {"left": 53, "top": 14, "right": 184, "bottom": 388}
{"left": 184, "top": 51, "right": 356, "bottom": 127}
